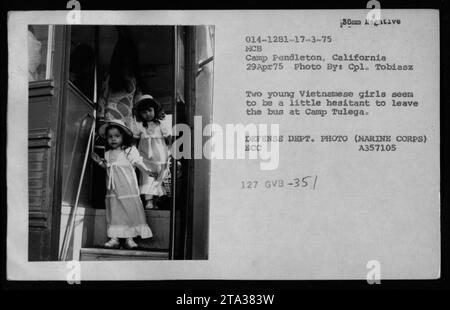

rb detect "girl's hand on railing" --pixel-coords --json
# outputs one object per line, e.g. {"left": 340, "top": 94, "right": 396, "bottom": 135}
{"left": 91, "top": 152, "right": 106, "bottom": 168}
{"left": 148, "top": 171, "right": 158, "bottom": 178}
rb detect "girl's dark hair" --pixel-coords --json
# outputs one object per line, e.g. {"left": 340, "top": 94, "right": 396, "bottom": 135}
{"left": 105, "top": 125, "right": 132, "bottom": 149}
{"left": 108, "top": 28, "right": 142, "bottom": 93}
{"left": 135, "top": 98, "right": 165, "bottom": 128}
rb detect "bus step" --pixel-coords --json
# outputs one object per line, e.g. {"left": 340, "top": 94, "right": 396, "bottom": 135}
{"left": 80, "top": 248, "right": 169, "bottom": 261}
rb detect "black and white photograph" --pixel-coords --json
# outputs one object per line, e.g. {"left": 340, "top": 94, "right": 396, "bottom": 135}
{"left": 27, "top": 24, "right": 214, "bottom": 261}
{"left": 3, "top": 2, "right": 447, "bottom": 295}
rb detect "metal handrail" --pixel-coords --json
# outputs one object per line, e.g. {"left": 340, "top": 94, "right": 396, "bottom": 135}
{"left": 59, "top": 112, "right": 96, "bottom": 261}
{"left": 61, "top": 113, "right": 92, "bottom": 200}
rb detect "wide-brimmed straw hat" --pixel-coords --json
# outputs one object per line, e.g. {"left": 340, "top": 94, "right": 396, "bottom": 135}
{"left": 98, "top": 119, "right": 133, "bottom": 139}
{"left": 134, "top": 93, "right": 161, "bottom": 111}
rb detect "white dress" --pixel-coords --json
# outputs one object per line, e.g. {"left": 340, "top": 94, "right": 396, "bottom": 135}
{"left": 104, "top": 146, "right": 153, "bottom": 238}
{"left": 131, "top": 120, "right": 170, "bottom": 196}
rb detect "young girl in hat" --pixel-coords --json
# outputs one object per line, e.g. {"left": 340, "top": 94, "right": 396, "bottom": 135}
{"left": 91, "top": 119, "right": 157, "bottom": 249}
{"left": 131, "top": 95, "right": 171, "bottom": 210}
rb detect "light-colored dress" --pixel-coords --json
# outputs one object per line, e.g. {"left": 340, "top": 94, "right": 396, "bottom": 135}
{"left": 131, "top": 120, "right": 171, "bottom": 196}
{"left": 104, "top": 146, "right": 153, "bottom": 238}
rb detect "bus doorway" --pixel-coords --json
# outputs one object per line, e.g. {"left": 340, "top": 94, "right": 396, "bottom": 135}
{"left": 27, "top": 25, "right": 213, "bottom": 261}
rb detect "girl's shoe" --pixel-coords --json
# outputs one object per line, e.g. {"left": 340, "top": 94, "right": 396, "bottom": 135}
{"left": 104, "top": 238, "right": 120, "bottom": 249}
{"left": 125, "top": 238, "right": 138, "bottom": 249}
{"left": 145, "top": 199, "right": 155, "bottom": 210}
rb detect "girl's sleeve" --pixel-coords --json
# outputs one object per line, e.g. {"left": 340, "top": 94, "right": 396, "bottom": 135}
{"left": 129, "top": 117, "right": 142, "bottom": 138}
{"left": 160, "top": 121, "right": 172, "bottom": 138}
{"left": 127, "top": 147, "right": 153, "bottom": 173}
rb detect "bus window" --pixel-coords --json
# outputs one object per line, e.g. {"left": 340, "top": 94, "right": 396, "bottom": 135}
{"left": 28, "top": 25, "right": 54, "bottom": 81}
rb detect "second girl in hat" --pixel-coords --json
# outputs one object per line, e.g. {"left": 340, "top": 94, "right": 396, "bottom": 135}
{"left": 132, "top": 95, "right": 171, "bottom": 210}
